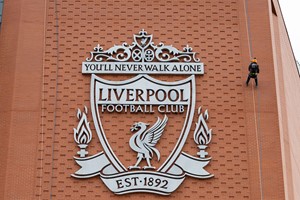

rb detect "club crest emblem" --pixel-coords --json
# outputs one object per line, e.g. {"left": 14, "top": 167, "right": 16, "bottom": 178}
{"left": 72, "top": 30, "right": 214, "bottom": 195}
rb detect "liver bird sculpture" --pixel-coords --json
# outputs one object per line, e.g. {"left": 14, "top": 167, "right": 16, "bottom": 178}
{"left": 128, "top": 115, "right": 168, "bottom": 170}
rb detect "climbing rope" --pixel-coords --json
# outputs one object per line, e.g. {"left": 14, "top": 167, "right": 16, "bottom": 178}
{"left": 244, "top": 0, "right": 264, "bottom": 199}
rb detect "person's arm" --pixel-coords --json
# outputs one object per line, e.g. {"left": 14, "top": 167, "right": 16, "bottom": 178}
{"left": 257, "top": 65, "right": 260, "bottom": 73}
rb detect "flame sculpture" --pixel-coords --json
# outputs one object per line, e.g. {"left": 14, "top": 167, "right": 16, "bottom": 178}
{"left": 193, "top": 107, "right": 212, "bottom": 158}
{"left": 73, "top": 106, "right": 92, "bottom": 157}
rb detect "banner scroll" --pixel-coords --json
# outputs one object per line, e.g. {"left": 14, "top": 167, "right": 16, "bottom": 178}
{"left": 72, "top": 151, "right": 213, "bottom": 195}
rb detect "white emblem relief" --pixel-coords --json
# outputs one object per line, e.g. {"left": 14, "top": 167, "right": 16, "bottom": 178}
{"left": 194, "top": 107, "right": 212, "bottom": 159}
{"left": 73, "top": 106, "right": 92, "bottom": 158}
{"left": 82, "top": 29, "right": 204, "bottom": 75}
{"left": 72, "top": 30, "right": 214, "bottom": 195}
{"left": 129, "top": 115, "right": 168, "bottom": 170}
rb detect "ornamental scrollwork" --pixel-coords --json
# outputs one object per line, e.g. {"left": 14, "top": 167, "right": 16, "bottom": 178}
{"left": 86, "top": 29, "right": 201, "bottom": 63}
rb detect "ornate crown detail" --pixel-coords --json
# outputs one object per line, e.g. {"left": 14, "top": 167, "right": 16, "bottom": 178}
{"left": 86, "top": 29, "right": 201, "bottom": 63}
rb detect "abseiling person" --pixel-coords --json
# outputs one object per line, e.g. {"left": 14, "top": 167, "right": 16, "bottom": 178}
{"left": 246, "top": 58, "right": 260, "bottom": 86}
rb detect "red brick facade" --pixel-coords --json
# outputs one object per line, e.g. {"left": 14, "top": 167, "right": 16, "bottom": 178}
{"left": 0, "top": 0, "right": 299, "bottom": 199}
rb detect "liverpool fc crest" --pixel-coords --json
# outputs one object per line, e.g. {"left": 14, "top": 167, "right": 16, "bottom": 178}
{"left": 72, "top": 30, "right": 214, "bottom": 195}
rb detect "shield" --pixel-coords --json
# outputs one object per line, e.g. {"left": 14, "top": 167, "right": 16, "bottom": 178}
{"left": 90, "top": 74, "right": 196, "bottom": 173}
{"left": 133, "top": 31, "right": 153, "bottom": 49}
{"left": 73, "top": 30, "right": 214, "bottom": 195}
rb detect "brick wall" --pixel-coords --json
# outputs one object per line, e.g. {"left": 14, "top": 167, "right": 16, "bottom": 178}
{"left": 0, "top": 0, "right": 289, "bottom": 199}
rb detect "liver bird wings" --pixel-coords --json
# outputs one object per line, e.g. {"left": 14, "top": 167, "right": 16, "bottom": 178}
{"left": 141, "top": 115, "right": 168, "bottom": 147}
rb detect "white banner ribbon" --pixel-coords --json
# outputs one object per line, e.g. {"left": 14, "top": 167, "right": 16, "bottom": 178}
{"left": 100, "top": 170, "right": 185, "bottom": 195}
{"left": 72, "top": 151, "right": 213, "bottom": 194}
{"left": 71, "top": 152, "right": 113, "bottom": 178}
{"left": 173, "top": 152, "right": 213, "bottom": 179}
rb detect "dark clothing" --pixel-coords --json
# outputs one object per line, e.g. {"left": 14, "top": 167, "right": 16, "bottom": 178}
{"left": 248, "top": 62, "right": 259, "bottom": 74}
{"left": 246, "top": 75, "right": 258, "bottom": 86}
{"left": 246, "top": 62, "right": 259, "bottom": 86}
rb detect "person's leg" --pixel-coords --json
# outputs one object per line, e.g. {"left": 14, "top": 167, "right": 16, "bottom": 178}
{"left": 255, "top": 77, "right": 258, "bottom": 86}
{"left": 246, "top": 75, "right": 251, "bottom": 86}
